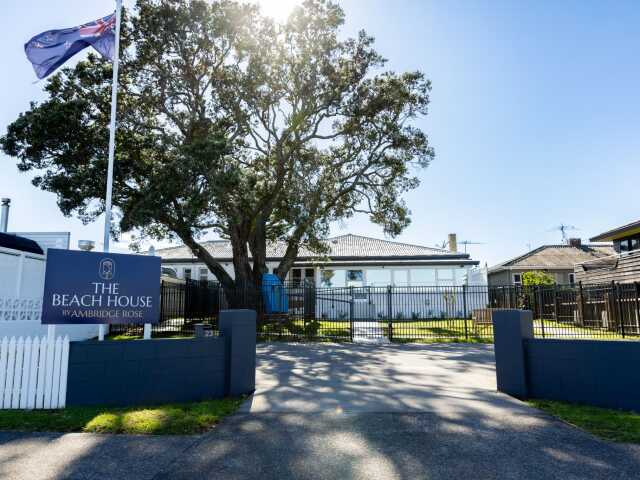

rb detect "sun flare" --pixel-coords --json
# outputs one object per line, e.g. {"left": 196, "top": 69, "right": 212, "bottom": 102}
{"left": 253, "top": 0, "right": 302, "bottom": 22}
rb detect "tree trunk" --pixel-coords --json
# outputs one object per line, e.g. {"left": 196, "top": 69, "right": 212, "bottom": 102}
{"left": 177, "top": 231, "right": 234, "bottom": 289}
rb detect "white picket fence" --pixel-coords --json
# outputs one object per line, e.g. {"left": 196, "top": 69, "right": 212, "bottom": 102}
{"left": 0, "top": 334, "right": 69, "bottom": 409}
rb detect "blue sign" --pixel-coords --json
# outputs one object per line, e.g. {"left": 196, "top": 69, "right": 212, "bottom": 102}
{"left": 42, "top": 249, "right": 161, "bottom": 325}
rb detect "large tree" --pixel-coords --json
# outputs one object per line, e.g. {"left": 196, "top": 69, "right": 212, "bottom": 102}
{"left": 2, "top": 0, "right": 434, "bottom": 298}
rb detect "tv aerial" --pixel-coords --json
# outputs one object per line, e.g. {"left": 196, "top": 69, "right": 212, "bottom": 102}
{"left": 548, "top": 224, "right": 579, "bottom": 243}
{"left": 458, "top": 240, "right": 485, "bottom": 253}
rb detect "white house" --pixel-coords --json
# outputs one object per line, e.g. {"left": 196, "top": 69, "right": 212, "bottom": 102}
{"left": 156, "top": 233, "right": 480, "bottom": 287}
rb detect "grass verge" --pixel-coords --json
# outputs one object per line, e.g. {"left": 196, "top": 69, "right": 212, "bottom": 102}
{"left": 528, "top": 399, "right": 640, "bottom": 443}
{"left": 0, "top": 398, "right": 244, "bottom": 435}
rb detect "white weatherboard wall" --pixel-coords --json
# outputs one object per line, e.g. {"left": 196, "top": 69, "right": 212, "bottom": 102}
{"left": 0, "top": 335, "right": 69, "bottom": 409}
{"left": 0, "top": 247, "right": 46, "bottom": 298}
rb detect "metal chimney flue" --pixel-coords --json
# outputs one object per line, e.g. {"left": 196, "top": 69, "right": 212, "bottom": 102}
{"left": 0, "top": 198, "right": 10, "bottom": 233}
{"left": 448, "top": 233, "right": 458, "bottom": 253}
{"left": 78, "top": 240, "right": 96, "bottom": 251}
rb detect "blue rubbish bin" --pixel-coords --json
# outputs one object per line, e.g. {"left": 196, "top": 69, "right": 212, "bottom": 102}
{"left": 261, "top": 273, "right": 288, "bottom": 314}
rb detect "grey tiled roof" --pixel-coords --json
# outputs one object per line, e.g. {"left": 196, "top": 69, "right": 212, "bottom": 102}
{"left": 491, "top": 244, "right": 615, "bottom": 270}
{"left": 156, "top": 234, "right": 452, "bottom": 261}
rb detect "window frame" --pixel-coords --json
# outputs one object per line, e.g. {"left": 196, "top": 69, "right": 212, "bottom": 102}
{"left": 199, "top": 267, "right": 209, "bottom": 282}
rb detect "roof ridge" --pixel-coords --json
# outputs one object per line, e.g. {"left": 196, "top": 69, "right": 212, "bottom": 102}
{"left": 327, "top": 233, "right": 446, "bottom": 252}
{"left": 494, "top": 243, "right": 616, "bottom": 269}
{"left": 155, "top": 239, "right": 229, "bottom": 252}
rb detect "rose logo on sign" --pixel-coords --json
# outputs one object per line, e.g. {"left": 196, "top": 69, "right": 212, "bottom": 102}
{"left": 99, "top": 258, "right": 115, "bottom": 280}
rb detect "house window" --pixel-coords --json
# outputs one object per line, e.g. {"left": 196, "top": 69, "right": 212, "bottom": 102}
{"left": 393, "top": 270, "right": 410, "bottom": 286}
{"left": 321, "top": 269, "right": 343, "bottom": 288}
{"left": 198, "top": 268, "right": 209, "bottom": 282}
{"left": 305, "top": 269, "right": 315, "bottom": 284}
{"left": 615, "top": 236, "right": 640, "bottom": 253}
{"left": 513, "top": 273, "right": 522, "bottom": 285}
{"left": 291, "top": 268, "right": 302, "bottom": 284}
{"left": 454, "top": 268, "right": 468, "bottom": 286}
{"left": 290, "top": 268, "right": 315, "bottom": 285}
{"left": 568, "top": 273, "right": 575, "bottom": 284}
{"left": 367, "top": 269, "right": 392, "bottom": 286}
{"left": 346, "top": 270, "right": 364, "bottom": 287}
{"left": 184, "top": 268, "right": 192, "bottom": 280}
{"left": 410, "top": 269, "right": 436, "bottom": 285}
{"left": 437, "top": 268, "right": 454, "bottom": 287}
{"left": 618, "top": 239, "right": 630, "bottom": 252}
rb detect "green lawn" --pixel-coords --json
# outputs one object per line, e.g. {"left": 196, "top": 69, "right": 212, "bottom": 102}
{"left": 0, "top": 398, "right": 243, "bottom": 435}
{"left": 108, "top": 316, "right": 635, "bottom": 343}
{"left": 529, "top": 400, "right": 640, "bottom": 443}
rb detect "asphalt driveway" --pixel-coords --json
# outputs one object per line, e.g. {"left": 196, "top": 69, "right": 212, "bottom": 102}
{"left": 2, "top": 342, "right": 640, "bottom": 479}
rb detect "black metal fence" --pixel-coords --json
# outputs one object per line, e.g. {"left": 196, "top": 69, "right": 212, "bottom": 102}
{"left": 109, "top": 280, "right": 640, "bottom": 342}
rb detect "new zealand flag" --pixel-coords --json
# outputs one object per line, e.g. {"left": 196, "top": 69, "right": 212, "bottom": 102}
{"left": 25, "top": 13, "right": 116, "bottom": 79}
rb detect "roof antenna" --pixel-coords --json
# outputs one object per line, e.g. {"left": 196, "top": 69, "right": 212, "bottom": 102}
{"left": 458, "top": 240, "right": 485, "bottom": 253}
{"left": 548, "top": 224, "right": 579, "bottom": 244}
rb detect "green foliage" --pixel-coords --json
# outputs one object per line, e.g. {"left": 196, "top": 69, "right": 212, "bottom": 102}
{"left": 304, "top": 319, "right": 321, "bottom": 337}
{"left": 0, "top": 398, "right": 243, "bottom": 435}
{"left": 522, "top": 271, "right": 555, "bottom": 286}
{"left": 529, "top": 400, "right": 640, "bottom": 443}
{"left": 1, "top": 0, "right": 433, "bottom": 290}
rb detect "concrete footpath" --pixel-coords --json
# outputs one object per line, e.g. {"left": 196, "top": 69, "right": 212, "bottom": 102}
{"left": 1, "top": 343, "right": 640, "bottom": 479}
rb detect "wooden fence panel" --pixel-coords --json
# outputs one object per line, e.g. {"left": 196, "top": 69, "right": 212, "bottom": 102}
{"left": 0, "top": 335, "right": 69, "bottom": 409}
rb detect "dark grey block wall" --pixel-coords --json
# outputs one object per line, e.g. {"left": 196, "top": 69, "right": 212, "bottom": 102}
{"left": 66, "top": 309, "right": 257, "bottom": 407}
{"left": 220, "top": 309, "right": 256, "bottom": 396}
{"left": 66, "top": 338, "right": 227, "bottom": 406}
{"left": 525, "top": 339, "right": 640, "bottom": 411}
{"left": 493, "top": 309, "right": 640, "bottom": 411}
{"left": 492, "top": 310, "right": 533, "bottom": 399}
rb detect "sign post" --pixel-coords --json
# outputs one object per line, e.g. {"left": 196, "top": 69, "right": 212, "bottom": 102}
{"left": 42, "top": 250, "right": 161, "bottom": 331}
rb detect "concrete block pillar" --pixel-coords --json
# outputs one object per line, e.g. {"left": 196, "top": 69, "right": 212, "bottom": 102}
{"left": 219, "top": 309, "right": 256, "bottom": 397}
{"left": 492, "top": 309, "right": 533, "bottom": 399}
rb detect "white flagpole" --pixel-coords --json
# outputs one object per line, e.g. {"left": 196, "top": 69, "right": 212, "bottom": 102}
{"left": 99, "top": 0, "right": 123, "bottom": 342}
{"left": 103, "top": 0, "right": 123, "bottom": 254}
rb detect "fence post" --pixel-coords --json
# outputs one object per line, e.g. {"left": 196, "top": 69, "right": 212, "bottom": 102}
{"left": 578, "top": 281, "right": 586, "bottom": 326}
{"left": 349, "top": 286, "right": 354, "bottom": 342}
{"left": 463, "top": 284, "right": 468, "bottom": 340}
{"left": 635, "top": 282, "right": 640, "bottom": 333}
{"left": 553, "top": 284, "right": 559, "bottom": 322}
{"left": 537, "top": 286, "right": 545, "bottom": 338}
{"left": 386, "top": 285, "right": 393, "bottom": 341}
{"left": 615, "top": 283, "right": 625, "bottom": 338}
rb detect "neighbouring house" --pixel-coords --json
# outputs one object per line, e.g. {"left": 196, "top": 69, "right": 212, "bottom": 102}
{"left": 156, "top": 233, "right": 481, "bottom": 287}
{"left": 575, "top": 219, "right": 640, "bottom": 284}
{"left": 488, "top": 238, "right": 615, "bottom": 286}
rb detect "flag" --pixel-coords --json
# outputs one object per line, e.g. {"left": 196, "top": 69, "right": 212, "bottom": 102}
{"left": 24, "top": 13, "right": 116, "bottom": 79}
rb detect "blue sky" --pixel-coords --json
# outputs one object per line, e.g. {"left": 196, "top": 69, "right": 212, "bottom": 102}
{"left": 1, "top": 0, "right": 639, "bottom": 266}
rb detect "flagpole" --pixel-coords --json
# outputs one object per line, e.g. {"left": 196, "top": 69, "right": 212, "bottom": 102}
{"left": 103, "top": 0, "right": 123, "bottom": 254}
{"left": 99, "top": 0, "right": 123, "bottom": 342}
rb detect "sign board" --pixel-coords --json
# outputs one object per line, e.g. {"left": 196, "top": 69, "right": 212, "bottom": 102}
{"left": 42, "top": 249, "right": 161, "bottom": 325}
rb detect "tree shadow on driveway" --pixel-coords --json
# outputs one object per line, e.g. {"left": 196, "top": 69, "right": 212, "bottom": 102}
{"left": 2, "top": 342, "right": 640, "bottom": 480}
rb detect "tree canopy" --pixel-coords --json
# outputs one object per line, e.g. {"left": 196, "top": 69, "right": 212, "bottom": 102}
{"left": 522, "top": 271, "right": 556, "bottom": 286}
{"left": 2, "top": 0, "right": 434, "bottom": 293}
